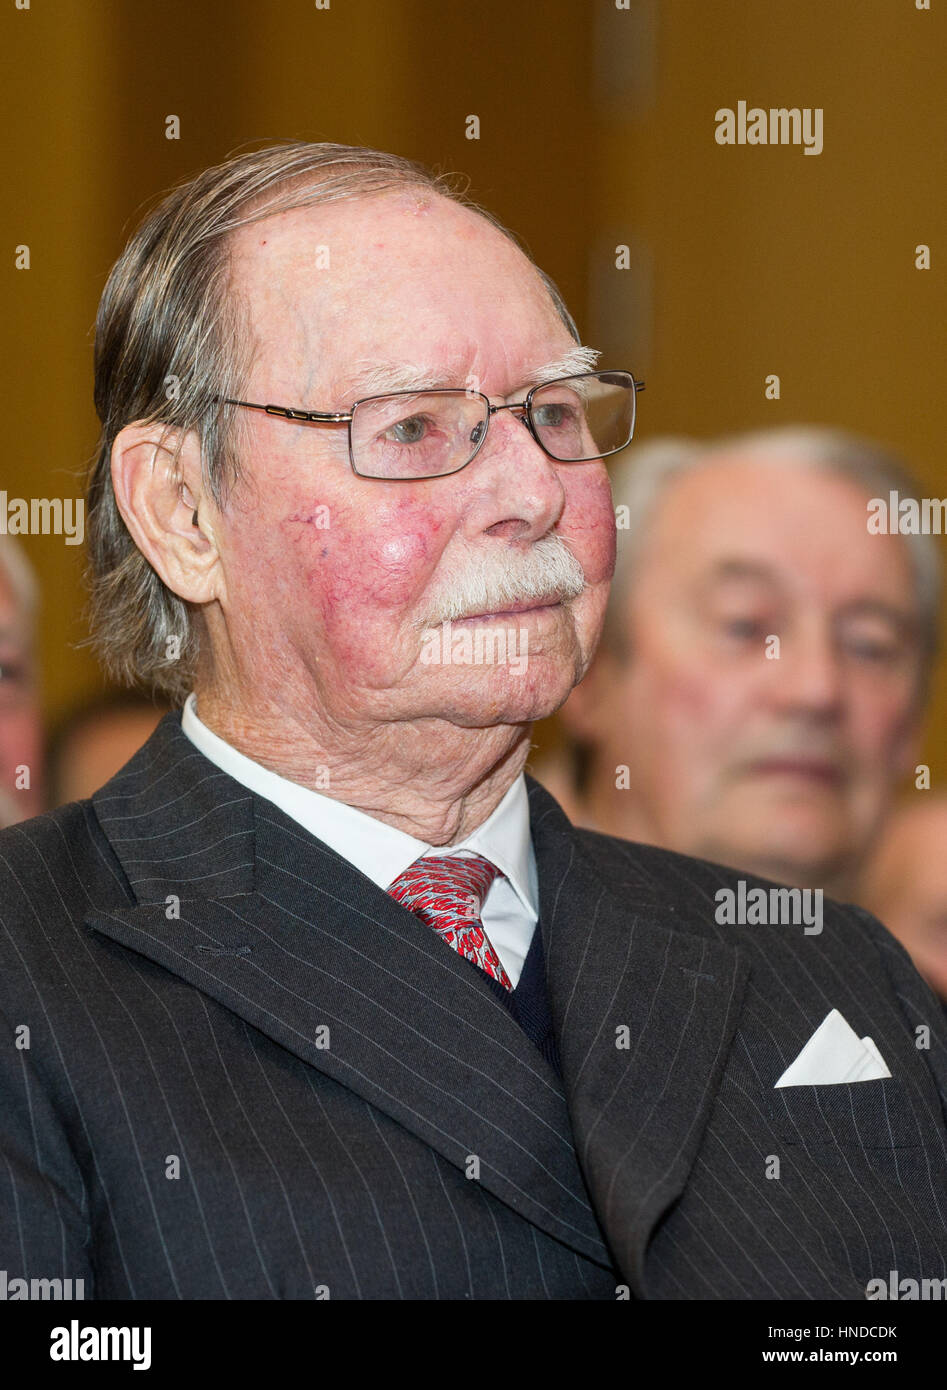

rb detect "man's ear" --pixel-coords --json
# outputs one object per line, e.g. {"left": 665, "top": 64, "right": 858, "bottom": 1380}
{"left": 110, "top": 420, "right": 225, "bottom": 607}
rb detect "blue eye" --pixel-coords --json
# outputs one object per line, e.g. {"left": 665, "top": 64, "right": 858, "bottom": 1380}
{"left": 533, "top": 402, "right": 577, "bottom": 429}
{"left": 385, "top": 416, "right": 429, "bottom": 444}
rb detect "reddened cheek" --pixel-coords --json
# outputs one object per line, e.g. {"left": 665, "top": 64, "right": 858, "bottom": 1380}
{"left": 274, "top": 491, "right": 451, "bottom": 611}
{"left": 318, "top": 527, "right": 442, "bottom": 612}
{"left": 376, "top": 531, "right": 434, "bottom": 574}
{"left": 561, "top": 471, "right": 617, "bottom": 583}
{"left": 632, "top": 646, "right": 732, "bottom": 729}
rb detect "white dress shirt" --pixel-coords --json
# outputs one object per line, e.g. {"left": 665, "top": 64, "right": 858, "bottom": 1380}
{"left": 180, "top": 693, "right": 538, "bottom": 986}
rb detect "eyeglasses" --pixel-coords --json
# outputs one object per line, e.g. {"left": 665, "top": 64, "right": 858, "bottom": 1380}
{"left": 219, "top": 370, "right": 644, "bottom": 480}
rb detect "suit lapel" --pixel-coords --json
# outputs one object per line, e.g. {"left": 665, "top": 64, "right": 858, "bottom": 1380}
{"left": 528, "top": 778, "right": 750, "bottom": 1297}
{"left": 86, "top": 716, "right": 612, "bottom": 1267}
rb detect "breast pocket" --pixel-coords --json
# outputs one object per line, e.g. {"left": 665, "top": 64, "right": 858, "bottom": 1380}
{"left": 766, "top": 1077, "right": 935, "bottom": 1150}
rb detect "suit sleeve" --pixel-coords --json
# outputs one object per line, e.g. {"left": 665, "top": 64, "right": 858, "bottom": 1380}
{"left": 0, "top": 999, "right": 94, "bottom": 1293}
{"left": 849, "top": 902, "right": 947, "bottom": 1128}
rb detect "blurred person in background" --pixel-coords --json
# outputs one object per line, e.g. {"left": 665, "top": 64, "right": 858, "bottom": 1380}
{"left": 861, "top": 795, "right": 947, "bottom": 1004}
{"left": 542, "top": 427, "right": 941, "bottom": 901}
{"left": 46, "top": 692, "right": 168, "bottom": 806}
{"left": 0, "top": 535, "right": 43, "bottom": 825}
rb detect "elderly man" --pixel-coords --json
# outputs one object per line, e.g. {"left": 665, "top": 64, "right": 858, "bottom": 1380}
{"left": 550, "top": 430, "right": 941, "bottom": 901}
{"left": 0, "top": 143, "right": 944, "bottom": 1302}
{"left": 0, "top": 535, "right": 43, "bottom": 826}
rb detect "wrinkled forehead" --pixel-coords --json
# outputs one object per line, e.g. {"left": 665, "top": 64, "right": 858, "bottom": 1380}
{"left": 228, "top": 189, "right": 534, "bottom": 301}
{"left": 227, "top": 190, "right": 570, "bottom": 397}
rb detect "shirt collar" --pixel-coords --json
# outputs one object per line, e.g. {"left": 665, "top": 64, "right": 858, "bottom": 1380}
{"left": 180, "top": 693, "right": 537, "bottom": 918}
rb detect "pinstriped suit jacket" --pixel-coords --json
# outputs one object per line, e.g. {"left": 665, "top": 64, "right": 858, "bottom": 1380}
{"left": 1, "top": 712, "right": 945, "bottom": 1300}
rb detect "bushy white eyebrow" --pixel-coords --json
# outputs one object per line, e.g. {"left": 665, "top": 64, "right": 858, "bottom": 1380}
{"left": 346, "top": 345, "right": 601, "bottom": 399}
{"left": 526, "top": 345, "right": 601, "bottom": 386}
{"left": 347, "top": 361, "right": 446, "bottom": 396}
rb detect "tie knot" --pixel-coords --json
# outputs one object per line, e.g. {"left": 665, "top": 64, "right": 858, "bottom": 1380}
{"left": 387, "top": 853, "right": 500, "bottom": 931}
{"left": 386, "top": 853, "right": 511, "bottom": 990}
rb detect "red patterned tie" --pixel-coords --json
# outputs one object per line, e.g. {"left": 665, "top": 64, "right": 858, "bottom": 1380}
{"left": 387, "top": 853, "right": 513, "bottom": 990}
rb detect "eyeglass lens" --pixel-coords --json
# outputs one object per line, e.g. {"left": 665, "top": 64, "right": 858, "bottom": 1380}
{"left": 349, "top": 372, "right": 636, "bottom": 479}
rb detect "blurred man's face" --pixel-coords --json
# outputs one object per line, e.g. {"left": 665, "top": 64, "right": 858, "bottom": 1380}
{"left": 862, "top": 799, "right": 947, "bottom": 1002}
{"left": 584, "top": 459, "right": 924, "bottom": 889}
{"left": 205, "top": 192, "right": 615, "bottom": 732}
{"left": 0, "top": 564, "right": 42, "bottom": 825}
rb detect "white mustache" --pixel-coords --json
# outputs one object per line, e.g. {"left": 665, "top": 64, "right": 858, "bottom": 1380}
{"left": 416, "top": 535, "right": 586, "bottom": 628}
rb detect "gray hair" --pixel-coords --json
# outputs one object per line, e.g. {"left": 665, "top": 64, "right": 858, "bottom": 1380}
{"left": 86, "top": 140, "right": 579, "bottom": 703}
{"left": 0, "top": 535, "right": 39, "bottom": 631}
{"left": 604, "top": 425, "right": 943, "bottom": 669}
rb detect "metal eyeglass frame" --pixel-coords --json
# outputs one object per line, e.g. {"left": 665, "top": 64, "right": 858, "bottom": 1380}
{"left": 216, "top": 370, "right": 645, "bottom": 480}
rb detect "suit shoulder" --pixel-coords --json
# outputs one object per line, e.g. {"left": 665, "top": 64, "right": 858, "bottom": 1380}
{"left": 571, "top": 827, "right": 880, "bottom": 947}
{"left": 572, "top": 826, "right": 764, "bottom": 904}
{"left": 0, "top": 800, "right": 131, "bottom": 928}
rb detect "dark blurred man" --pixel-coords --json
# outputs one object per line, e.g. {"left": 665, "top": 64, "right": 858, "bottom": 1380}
{"left": 553, "top": 428, "right": 940, "bottom": 900}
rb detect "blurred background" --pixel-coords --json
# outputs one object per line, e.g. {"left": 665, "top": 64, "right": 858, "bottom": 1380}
{"left": 4, "top": 0, "right": 945, "bottom": 771}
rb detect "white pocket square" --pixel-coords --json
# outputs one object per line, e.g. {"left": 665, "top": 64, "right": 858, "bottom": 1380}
{"left": 775, "top": 1008, "right": 891, "bottom": 1088}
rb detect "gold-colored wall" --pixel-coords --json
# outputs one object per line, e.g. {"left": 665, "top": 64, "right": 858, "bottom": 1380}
{"left": 4, "top": 0, "right": 944, "bottom": 776}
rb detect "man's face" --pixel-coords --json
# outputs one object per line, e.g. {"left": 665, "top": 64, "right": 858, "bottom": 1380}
{"left": 862, "top": 800, "right": 947, "bottom": 1002}
{"left": 587, "top": 459, "right": 924, "bottom": 887}
{"left": 0, "top": 566, "right": 42, "bottom": 825}
{"left": 209, "top": 192, "right": 615, "bottom": 731}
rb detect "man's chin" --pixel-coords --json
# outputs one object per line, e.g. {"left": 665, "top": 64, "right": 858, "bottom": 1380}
{"left": 415, "top": 664, "right": 578, "bottom": 729}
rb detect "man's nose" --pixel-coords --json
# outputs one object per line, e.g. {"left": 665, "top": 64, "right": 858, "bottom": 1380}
{"left": 470, "top": 404, "right": 567, "bottom": 541}
{"left": 767, "top": 623, "right": 845, "bottom": 718}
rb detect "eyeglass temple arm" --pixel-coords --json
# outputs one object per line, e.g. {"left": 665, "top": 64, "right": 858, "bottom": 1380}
{"left": 219, "top": 397, "right": 353, "bottom": 423}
